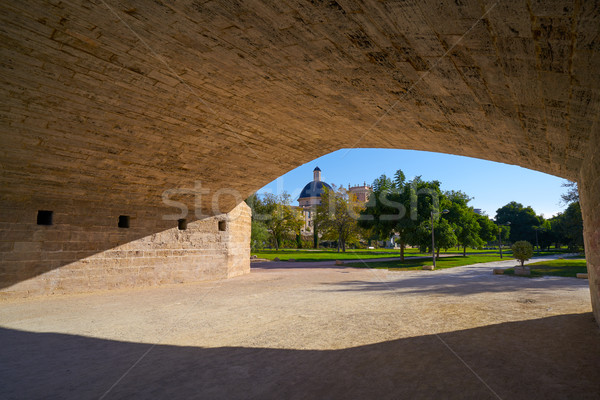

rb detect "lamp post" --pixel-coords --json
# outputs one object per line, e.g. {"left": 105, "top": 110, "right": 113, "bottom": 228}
{"left": 498, "top": 221, "right": 511, "bottom": 259}
{"left": 431, "top": 209, "right": 449, "bottom": 269}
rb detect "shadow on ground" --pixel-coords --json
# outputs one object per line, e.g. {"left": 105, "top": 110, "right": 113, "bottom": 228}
{"left": 322, "top": 270, "right": 590, "bottom": 296}
{"left": 1, "top": 314, "right": 599, "bottom": 399}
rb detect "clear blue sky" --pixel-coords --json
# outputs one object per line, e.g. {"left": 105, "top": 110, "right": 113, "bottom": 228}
{"left": 257, "top": 148, "right": 572, "bottom": 219}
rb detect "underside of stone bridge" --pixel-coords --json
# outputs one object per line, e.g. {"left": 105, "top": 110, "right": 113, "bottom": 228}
{"left": 0, "top": 1, "right": 599, "bottom": 323}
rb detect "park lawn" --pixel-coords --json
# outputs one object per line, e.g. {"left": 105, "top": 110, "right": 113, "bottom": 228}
{"left": 347, "top": 254, "right": 515, "bottom": 270}
{"left": 252, "top": 249, "right": 428, "bottom": 261}
{"left": 251, "top": 248, "right": 571, "bottom": 263}
{"left": 351, "top": 247, "right": 498, "bottom": 254}
{"left": 252, "top": 248, "right": 489, "bottom": 261}
{"left": 503, "top": 259, "right": 587, "bottom": 278}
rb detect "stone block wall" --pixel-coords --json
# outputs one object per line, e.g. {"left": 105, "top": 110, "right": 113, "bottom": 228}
{"left": 0, "top": 200, "right": 251, "bottom": 299}
{"left": 580, "top": 130, "right": 600, "bottom": 324}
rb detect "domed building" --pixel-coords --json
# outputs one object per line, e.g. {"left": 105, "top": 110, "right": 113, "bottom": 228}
{"left": 298, "top": 167, "right": 332, "bottom": 208}
{"left": 297, "top": 167, "right": 332, "bottom": 233}
{"left": 296, "top": 166, "right": 373, "bottom": 237}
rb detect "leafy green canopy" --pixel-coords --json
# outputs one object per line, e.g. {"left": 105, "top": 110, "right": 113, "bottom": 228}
{"left": 315, "top": 185, "right": 364, "bottom": 252}
{"left": 359, "top": 169, "right": 492, "bottom": 259}
{"left": 246, "top": 192, "right": 304, "bottom": 250}
{"left": 512, "top": 240, "right": 534, "bottom": 266}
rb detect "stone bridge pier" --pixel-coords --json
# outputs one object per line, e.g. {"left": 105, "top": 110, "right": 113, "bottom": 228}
{"left": 580, "top": 130, "right": 600, "bottom": 323}
{"left": 0, "top": 1, "right": 599, "bottom": 325}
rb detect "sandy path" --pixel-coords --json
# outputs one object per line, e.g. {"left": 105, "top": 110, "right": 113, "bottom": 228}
{"left": 0, "top": 257, "right": 598, "bottom": 399}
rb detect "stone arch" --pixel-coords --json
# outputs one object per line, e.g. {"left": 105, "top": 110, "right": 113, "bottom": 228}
{"left": 0, "top": 1, "right": 598, "bottom": 324}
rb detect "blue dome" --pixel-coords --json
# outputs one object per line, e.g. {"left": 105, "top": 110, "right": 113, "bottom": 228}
{"left": 299, "top": 180, "right": 332, "bottom": 199}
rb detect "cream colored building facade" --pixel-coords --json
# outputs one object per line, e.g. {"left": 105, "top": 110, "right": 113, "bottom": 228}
{"left": 297, "top": 167, "right": 371, "bottom": 235}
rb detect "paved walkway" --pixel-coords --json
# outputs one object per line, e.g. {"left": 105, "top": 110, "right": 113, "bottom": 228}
{"left": 0, "top": 256, "right": 598, "bottom": 399}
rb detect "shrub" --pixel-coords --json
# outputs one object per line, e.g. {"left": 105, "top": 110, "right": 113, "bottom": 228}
{"left": 512, "top": 241, "right": 534, "bottom": 266}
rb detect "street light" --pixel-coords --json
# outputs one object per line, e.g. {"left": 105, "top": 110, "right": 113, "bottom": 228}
{"left": 431, "top": 209, "right": 449, "bottom": 269}
{"left": 498, "top": 221, "right": 511, "bottom": 259}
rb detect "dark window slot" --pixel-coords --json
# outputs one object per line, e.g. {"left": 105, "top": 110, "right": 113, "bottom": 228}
{"left": 37, "top": 210, "right": 53, "bottom": 226}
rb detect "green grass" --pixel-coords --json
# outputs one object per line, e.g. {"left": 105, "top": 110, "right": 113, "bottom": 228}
{"left": 253, "top": 248, "right": 479, "bottom": 261}
{"left": 503, "top": 259, "right": 587, "bottom": 278}
{"left": 351, "top": 254, "right": 515, "bottom": 271}
{"left": 251, "top": 247, "right": 571, "bottom": 262}
{"left": 252, "top": 249, "right": 428, "bottom": 261}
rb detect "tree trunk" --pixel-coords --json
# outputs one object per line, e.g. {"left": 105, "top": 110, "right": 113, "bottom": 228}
{"left": 463, "top": 245, "right": 466, "bottom": 256}
{"left": 400, "top": 241, "right": 405, "bottom": 262}
{"left": 436, "top": 247, "right": 440, "bottom": 260}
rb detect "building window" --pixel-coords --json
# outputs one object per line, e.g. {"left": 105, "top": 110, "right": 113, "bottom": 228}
{"left": 178, "top": 218, "right": 187, "bottom": 230}
{"left": 37, "top": 210, "right": 53, "bottom": 226}
{"left": 118, "top": 215, "right": 130, "bottom": 228}
{"left": 218, "top": 220, "right": 226, "bottom": 232}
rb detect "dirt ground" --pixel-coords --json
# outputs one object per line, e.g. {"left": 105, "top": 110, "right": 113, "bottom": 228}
{"left": 1, "top": 256, "right": 599, "bottom": 399}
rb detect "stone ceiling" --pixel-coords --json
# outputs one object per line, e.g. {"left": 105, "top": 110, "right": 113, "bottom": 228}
{"left": 1, "top": 0, "right": 599, "bottom": 213}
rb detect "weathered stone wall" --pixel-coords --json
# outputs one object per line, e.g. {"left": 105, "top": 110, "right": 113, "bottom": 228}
{"left": 0, "top": 201, "right": 250, "bottom": 299}
{"left": 579, "top": 128, "right": 600, "bottom": 324}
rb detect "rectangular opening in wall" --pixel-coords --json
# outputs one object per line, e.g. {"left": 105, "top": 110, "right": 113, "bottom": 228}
{"left": 37, "top": 210, "right": 53, "bottom": 226}
{"left": 218, "top": 220, "right": 226, "bottom": 232}
{"left": 178, "top": 218, "right": 187, "bottom": 230}
{"left": 118, "top": 215, "right": 130, "bottom": 228}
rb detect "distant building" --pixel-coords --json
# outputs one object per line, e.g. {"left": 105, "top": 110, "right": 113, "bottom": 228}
{"left": 298, "top": 167, "right": 332, "bottom": 209}
{"left": 296, "top": 167, "right": 372, "bottom": 234}
{"left": 296, "top": 167, "right": 332, "bottom": 233}
{"left": 348, "top": 182, "right": 372, "bottom": 203}
{"left": 473, "top": 208, "right": 483, "bottom": 215}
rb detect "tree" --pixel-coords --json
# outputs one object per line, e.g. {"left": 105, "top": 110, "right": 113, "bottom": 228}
{"left": 535, "top": 220, "right": 553, "bottom": 251}
{"left": 401, "top": 179, "right": 458, "bottom": 258}
{"left": 249, "top": 192, "right": 304, "bottom": 251}
{"left": 246, "top": 193, "right": 269, "bottom": 250}
{"left": 250, "top": 221, "right": 269, "bottom": 250}
{"left": 495, "top": 201, "right": 541, "bottom": 243}
{"left": 414, "top": 217, "right": 458, "bottom": 258}
{"left": 512, "top": 241, "right": 534, "bottom": 267}
{"left": 359, "top": 173, "right": 410, "bottom": 259}
{"left": 476, "top": 214, "right": 497, "bottom": 245}
{"left": 552, "top": 201, "right": 584, "bottom": 250}
{"left": 316, "top": 185, "right": 364, "bottom": 252}
{"left": 445, "top": 191, "right": 483, "bottom": 256}
{"left": 433, "top": 218, "right": 459, "bottom": 257}
{"left": 359, "top": 171, "right": 445, "bottom": 261}
{"left": 287, "top": 206, "right": 306, "bottom": 249}
{"left": 402, "top": 175, "right": 450, "bottom": 257}
{"left": 560, "top": 181, "right": 579, "bottom": 205}
{"left": 496, "top": 223, "right": 511, "bottom": 243}
{"left": 385, "top": 172, "right": 416, "bottom": 261}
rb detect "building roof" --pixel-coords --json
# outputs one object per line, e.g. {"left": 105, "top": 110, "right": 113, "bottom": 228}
{"left": 299, "top": 180, "right": 332, "bottom": 199}
{"left": 313, "top": 166, "right": 321, "bottom": 171}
